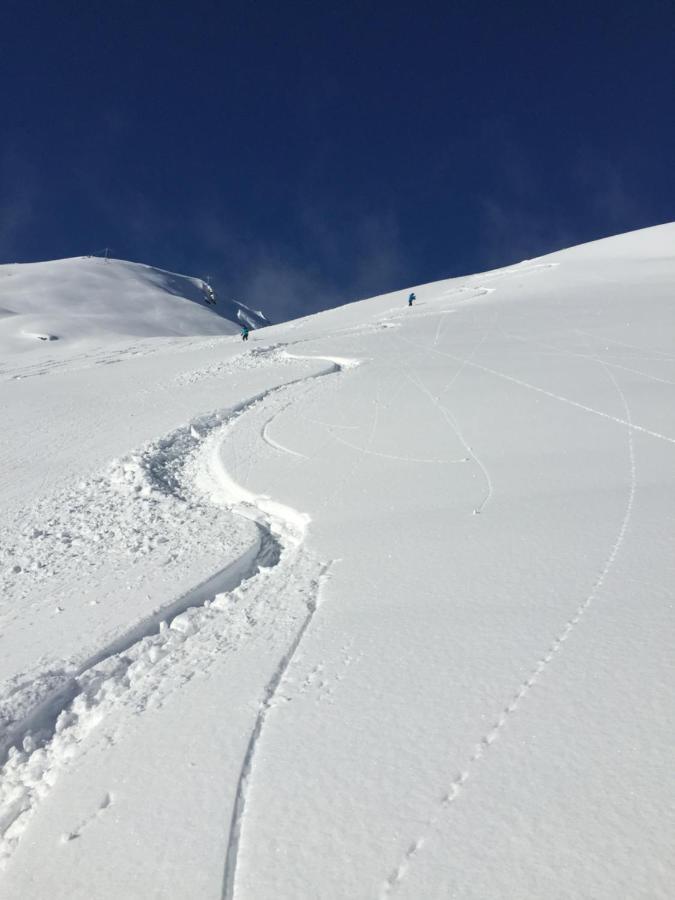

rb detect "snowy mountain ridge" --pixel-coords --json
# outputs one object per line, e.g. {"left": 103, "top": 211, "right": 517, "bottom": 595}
{"left": 0, "top": 223, "right": 673, "bottom": 899}
{"left": 0, "top": 256, "right": 270, "bottom": 353}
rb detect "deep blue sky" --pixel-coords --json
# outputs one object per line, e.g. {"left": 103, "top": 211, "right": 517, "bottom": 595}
{"left": 2, "top": 0, "right": 673, "bottom": 320}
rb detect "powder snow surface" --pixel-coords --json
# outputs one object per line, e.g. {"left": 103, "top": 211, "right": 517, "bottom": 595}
{"left": 0, "top": 225, "right": 673, "bottom": 899}
{"left": 0, "top": 256, "right": 243, "bottom": 354}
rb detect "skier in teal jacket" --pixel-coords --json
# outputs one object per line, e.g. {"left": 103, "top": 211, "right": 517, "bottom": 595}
{"left": 408, "top": 292, "right": 416, "bottom": 307}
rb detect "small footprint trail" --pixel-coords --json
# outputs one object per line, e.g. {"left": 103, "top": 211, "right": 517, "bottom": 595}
{"left": 279, "top": 640, "right": 361, "bottom": 707}
{"left": 0, "top": 350, "right": 359, "bottom": 871}
{"left": 379, "top": 301, "right": 640, "bottom": 899}
{"left": 61, "top": 792, "right": 114, "bottom": 844}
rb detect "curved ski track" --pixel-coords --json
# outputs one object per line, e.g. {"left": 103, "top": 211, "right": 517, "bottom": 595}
{"left": 0, "top": 349, "right": 358, "bottom": 873}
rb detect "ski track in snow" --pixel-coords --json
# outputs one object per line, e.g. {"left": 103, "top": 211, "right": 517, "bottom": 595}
{"left": 379, "top": 318, "right": 639, "bottom": 899}
{"left": 261, "top": 416, "right": 310, "bottom": 459}
{"left": 502, "top": 329, "right": 675, "bottom": 387}
{"left": 418, "top": 338, "right": 675, "bottom": 446}
{"left": 308, "top": 363, "right": 390, "bottom": 520}
{"left": 219, "top": 354, "right": 363, "bottom": 900}
{"left": 400, "top": 359, "right": 494, "bottom": 516}
{"left": 174, "top": 345, "right": 300, "bottom": 385}
{"left": 1, "top": 336, "right": 218, "bottom": 383}
{"left": 390, "top": 295, "right": 502, "bottom": 516}
{"left": 0, "top": 349, "right": 360, "bottom": 871}
{"left": 432, "top": 311, "right": 445, "bottom": 347}
{"left": 405, "top": 309, "right": 501, "bottom": 515}
{"left": 3, "top": 252, "right": 666, "bottom": 893}
{"left": 318, "top": 425, "right": 467, "bottom": 465}
{"left": 1, "top": 346, "right": 149, "bottom": 382}
{"left": 219, "top": 563, "right": 332, "bottom": 900}
{"left": 259, "top": 383, "right": 314, "bottom": 460}
{"left": 573, "top": 328, "right": 675, "bottom": 365}
{"left": 469, "top": 261, "right": 559, "bottom": 282}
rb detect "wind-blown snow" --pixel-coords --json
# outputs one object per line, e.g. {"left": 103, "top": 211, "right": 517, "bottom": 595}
{"left": 0, "top": 224, "right": 673, "bottom": 898}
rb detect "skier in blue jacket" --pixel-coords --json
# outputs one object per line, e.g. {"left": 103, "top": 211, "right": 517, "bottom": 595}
{"left": 408, "top": 292, "right": 416, "bottom": 307}
{"left": 241, "top": 325, "right": 249, "bottom": 341}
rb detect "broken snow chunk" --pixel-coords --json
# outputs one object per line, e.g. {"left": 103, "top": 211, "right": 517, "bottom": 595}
{"left": 147, "top": 645, "right": 165, "bottom": 664}
{"left": 169, "top": 613, "right": 194, "bottom": 635}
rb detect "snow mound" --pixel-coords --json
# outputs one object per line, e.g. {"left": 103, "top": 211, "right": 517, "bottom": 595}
{"left": 0, "top": 257, "right": 269, "bottom": 354}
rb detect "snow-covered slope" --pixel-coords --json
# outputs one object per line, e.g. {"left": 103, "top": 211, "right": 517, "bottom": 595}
{"left": 0, "top": 257, "right": 269, "bottom": 353}
{"left": 0, "top": 224, "right": 673, "bottom": 899}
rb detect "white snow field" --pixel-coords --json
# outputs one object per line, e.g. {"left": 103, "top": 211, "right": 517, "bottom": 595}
{"left": 0, "top": 224, "right": 673, "bottom": 899}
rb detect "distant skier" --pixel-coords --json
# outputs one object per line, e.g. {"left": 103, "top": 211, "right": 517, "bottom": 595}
{"left": 241, "top": 325, "right": 249, "bottom": 342}
{"left": 408, "top": 292, "right": 416, "bottom": 307}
